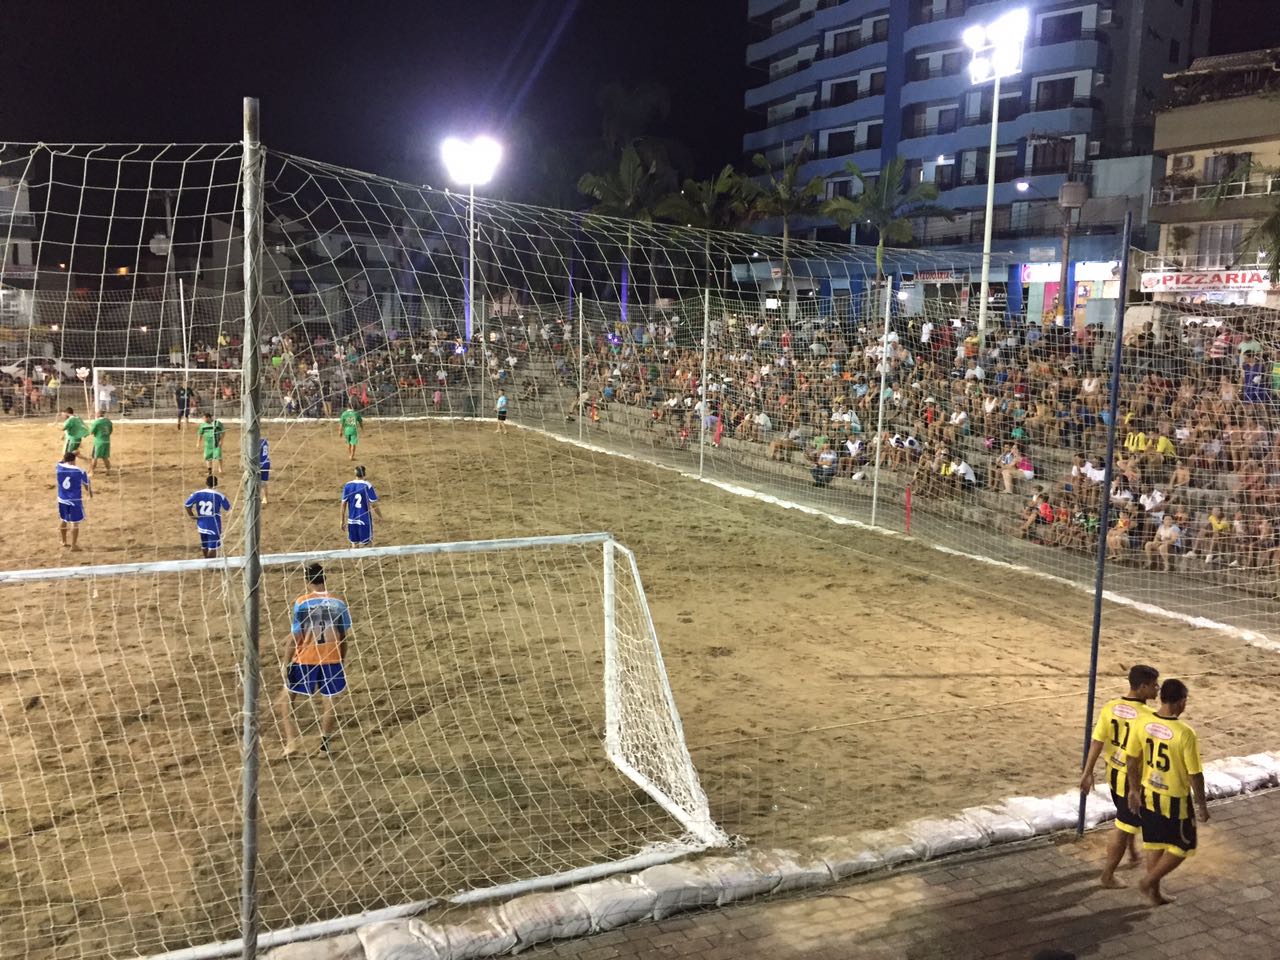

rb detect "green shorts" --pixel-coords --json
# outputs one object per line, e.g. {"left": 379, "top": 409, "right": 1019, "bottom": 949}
{"left": 93, "top": 443, "right": 111, "bottom": 458}
{"left": 64, "top": 437, "right": 84, "bottom": 454}
{"left": 343, "top": 429, "right": 359, "bottom": 445}
{"left": 204, "top": 446, "right": 222, "bottom": 462}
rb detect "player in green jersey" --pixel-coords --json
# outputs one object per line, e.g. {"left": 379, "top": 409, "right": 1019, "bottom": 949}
{"left": 339, "top": 401, "right": 363, "bottom": 460}
{"left": 197, "top": 412, "right": 225, "bottom": 474}
{"left": 87, "top": 414, "right": 113, "bottom": 474}
{"left": 61, "top": 407, "right": 89, "bottom": 455}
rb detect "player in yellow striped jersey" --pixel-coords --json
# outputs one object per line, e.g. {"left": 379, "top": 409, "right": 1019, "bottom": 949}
{"left": 1079, "top": 664, "right": 1160, "bottom": 888}
{"left": 1125, "top": 678, "right": 1209, "bottom": 906}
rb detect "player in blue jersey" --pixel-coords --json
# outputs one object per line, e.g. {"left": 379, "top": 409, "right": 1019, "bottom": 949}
{"left": 259, "top": 437, "right": 271, "bottom": 505}
{"left": 56, "top": 451, "right": 92, "bottom": 550}
{"left": 184, "top": 475, "right": 232, "bottom": 558}
{"left": 277, "top": 562, "right": 353, "bottom": 758}
{"left": 341, "top": 465, "right": 381, "bottom": 545}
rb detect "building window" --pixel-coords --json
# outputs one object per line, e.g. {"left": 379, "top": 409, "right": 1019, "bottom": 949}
{"left": 1169, "top": 38, "right": 1181, "bottom": 64}
{"left": 934, "top": 162, "right": 956, "bottom": 191}
{"left": 864, "top": 121, "right": 883, "bottom": 150}
{"left": 1196, "top": 223, "right": 1244, "bottom": 266}
{"left": 869, "top": 69, "right": 886, "bottom": 94}
{"left": 1039, "top": 11, "right": 1083, "bottom": 44}
{"left": 825, "top": 129, "right": 859, "bottom": 157}
{"left": 1036, "top": 77, "right": 1076, "bottom": 111}
{"left": 826, "top": 179, "right": 855, "bottom": 200}
{"left": 870, "top": 16, "right": 889, "bottom": 42}
{"left": 831, "top": 28, "right": 860, "bottom": 56}
{"left": 1030, "top": 137, "right": 1075, "bottom": 175}
{"left": 936, "top": 106, "right": 958, "bottom": 134}
{"left": 829, "top": 80, "right": 858, "bottom": 106}
{"left": 1204, "top": 151, "right": 1251, "bottom": 182}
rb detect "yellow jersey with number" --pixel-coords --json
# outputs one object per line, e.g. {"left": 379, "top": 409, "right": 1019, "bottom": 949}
{"left": 1124, "top": 713, "right": 1202, "bottom": 816}
{"left": 1091, "top": 697, "right": 1150, "bottom": 796}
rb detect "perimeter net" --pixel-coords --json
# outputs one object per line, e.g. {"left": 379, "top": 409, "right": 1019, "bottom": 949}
{"left": 2, "top": 138, "right": 1279, "bottom": 958}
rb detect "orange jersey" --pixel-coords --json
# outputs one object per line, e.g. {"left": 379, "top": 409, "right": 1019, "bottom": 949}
{"left": 290, "top": 590, "right": 351, "bottom": 665}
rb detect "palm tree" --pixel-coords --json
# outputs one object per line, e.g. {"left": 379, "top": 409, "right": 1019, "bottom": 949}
{"left": 823, "top": 157, "right": 955, "bottom": 282}
{"left": 577, "top": 145, "right": 673, "bottom": 321}
{"left": 746, "top": 137, "right": 826, "bottom": 323}
{"left": 655, "top": 164, "right": 750, "bottom": 288}
{"left": 1204, "top": 160, "right": 1280, "bottom": 283}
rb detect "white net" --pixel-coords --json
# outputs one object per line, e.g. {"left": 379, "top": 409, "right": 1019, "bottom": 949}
{"left": 3, "top": 135, "right": 1280, "bottom": 959}
{"left": 91, "top": 368, "right": 243, "bottom": 420}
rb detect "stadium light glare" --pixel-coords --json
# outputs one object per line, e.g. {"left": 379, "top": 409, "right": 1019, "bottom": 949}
{"left": 1016, "top": 180, "right": 1030, "bottom": 192}
{"left": 965, "top": 7, "right": 1027, "bottom": 349}
{"left": 442, "top": 134, "right": 502, "bottom": 351}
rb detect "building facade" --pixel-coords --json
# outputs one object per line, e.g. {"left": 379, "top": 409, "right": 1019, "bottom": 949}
{"left": 744, "top": 0, "right": 1212, "bottom": 319}
{"left": 1141, "top": 48, "right": 1280, "bottom": 307}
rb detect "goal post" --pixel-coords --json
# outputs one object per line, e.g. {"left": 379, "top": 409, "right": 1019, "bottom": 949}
{"left": 91, "top": 366, "right": 244, "bottom": 418}
{"left": 0, "top": 532, "right": 725, "bottom": 959}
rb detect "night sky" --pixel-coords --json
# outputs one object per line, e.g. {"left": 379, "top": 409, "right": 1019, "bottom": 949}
{"left": 2, "top": 0, "right": 1275, "bottom": 201}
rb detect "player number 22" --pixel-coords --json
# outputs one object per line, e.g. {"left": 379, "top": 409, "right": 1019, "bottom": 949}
{"left": 198, "top": 502, "right": 214, "bottom": 516}
{"left": 1145, "top": 740, "right": 1171, "bottom": 771}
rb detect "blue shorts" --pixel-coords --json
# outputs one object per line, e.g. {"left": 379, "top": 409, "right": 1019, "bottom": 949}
{"left": 58, "top": 501, "right": 84, "bottom": 524}
{"left": 347, "top": 521, "right": 372, "bottom": 545}
{"left": 199, "top": 530, "right": 222, "bottom": 551}
{"left": 287, "top": 662, "right": 346, "bottom": 696}
{"left": 260, "top": 468, "right": 270, "bottom": 483}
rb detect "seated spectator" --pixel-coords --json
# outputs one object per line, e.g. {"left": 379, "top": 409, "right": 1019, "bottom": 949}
{"left": 1019, "top": 492, "right": 1054, "bottom": 540}
{"left": 1000, "top": 446, "right": 1034, "bottom": 495}
{"left": 1106, "top": 507, "right": 1138, "bottom": 561}
{"left": 1143, "top": 514, "right": 1183, "bottom": 571}
{"left": 811, "top": 442, "right": 838, "bottom": 487}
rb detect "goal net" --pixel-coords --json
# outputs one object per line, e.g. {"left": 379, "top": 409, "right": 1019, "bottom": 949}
{"left": 0, "top": 534, "right": 722, "bottom": 959}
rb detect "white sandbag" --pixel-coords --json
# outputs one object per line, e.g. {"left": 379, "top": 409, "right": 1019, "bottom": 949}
{"left": 858, "top": 828, "right": 925, "bottom": 866}
{"left": 1241, "top": 752, "right": 1280, "bottom": 781}
{"left": 264, "top": 934, "right": 364, "bottom": 960}
{"left": 904, "top": 817, "right": 989, "bottom": 859}
{"left": 748, "top": 848, "right": 832, "bottom": 894}
{"left": 1201, "top": 766, "right": 1243, "bottom": 800}
{"left": 1216, "top": 758, "right": 1277, "bottom": 791}
{"left": 813, "top": 835, "right": 885, "bottom": 880}
{"left": 999, "top": 795, "right": 1077, "bottom": 834}
{"left": 699, "top": 854, "right": 779, "bottom": 906}
{"left": 500, "top": 889, "right": 592, "bottom": 953}
{"left": 358, "top": 920, "right": 447, "bottom": 960}
{"left": 638, "top": 860, "right": 724, "bottom": 919}
{"left": 572, "top": 876, "right": 657, "bottom": 932}
{"left": 425, "top": 910, "right": 518, "bottom": 959}
{"left": 960, "top": 806, "right": 1035, "bottom": 844}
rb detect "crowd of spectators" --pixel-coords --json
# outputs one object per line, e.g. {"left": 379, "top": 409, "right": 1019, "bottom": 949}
{"left": 536, "top": 306, "right": 1280, "bottom": 586}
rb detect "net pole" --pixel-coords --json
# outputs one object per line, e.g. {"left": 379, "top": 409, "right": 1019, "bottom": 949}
{"left": 1076, "top": 211, "right": 1132, "bottom": 837}
{"left": 698, "top": 286, "right": 710, "bottom": 478}
{"left": 976, "top": 71, "right": 1001, "bottom": 350}
{"left": 577, "top": 298, "right": 584, "bottom": 441}
{"left": 238, "top": 95, "right": 266, "bottom": 960}
{"left": 602, "top": 539, "right": 619, "bottom": 756}
{"left": 178, "top": 278, "right": 189, "bottom": 375}
{"left": 869, "top": 276, "right": 893, "bottom": 528}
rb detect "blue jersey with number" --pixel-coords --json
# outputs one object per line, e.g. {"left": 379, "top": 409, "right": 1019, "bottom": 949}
{"left": 259, "top": 438, "right": 270, "bottom": 469}
{"left": 342, "top": 479, "right": 378, "bottom": 530}
{"left": 56, "top": 462, "right": 90, "bottom": 504}
{"left": 185, "top": 488, "right": 232, "bottom": 537}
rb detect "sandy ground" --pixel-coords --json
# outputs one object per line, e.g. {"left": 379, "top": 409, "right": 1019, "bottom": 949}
{"left": 1, "top": 416, "right": 1278, "bottom": 958}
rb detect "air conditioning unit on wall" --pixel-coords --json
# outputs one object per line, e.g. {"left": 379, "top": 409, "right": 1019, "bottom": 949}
{"left": 1087, "top": 140, "right": 1102, "bottom": 157}
{"left": 1172, "top": 154, "right": 1194, "bottom": 171}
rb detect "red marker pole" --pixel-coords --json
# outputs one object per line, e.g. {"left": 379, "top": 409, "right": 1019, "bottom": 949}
{"left": 905, "top": 484, "right": 912, "bottom": 535}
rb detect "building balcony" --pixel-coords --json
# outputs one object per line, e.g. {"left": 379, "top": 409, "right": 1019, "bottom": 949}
{"left": 747, "top": 0, "right": 884, "bottom": 66}
{"left": 1149, "top": 176, "right": 1280, "bottom": 225}
{"left": 745, "top": 42, "right": 888, "bottom": 109}
{"left": 744, "top": 96, "right": 885, "bottom": 151}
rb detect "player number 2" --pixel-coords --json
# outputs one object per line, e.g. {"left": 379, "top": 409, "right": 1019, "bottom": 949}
{"left": 1145, "top": 740, "right": 1171, "bottom": 771}
{"left": 353, "top": 494, "right": 363, "bottom": 509}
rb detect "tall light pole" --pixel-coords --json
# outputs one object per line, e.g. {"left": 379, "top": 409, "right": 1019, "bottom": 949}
{"left": 964, "top": 8, "right": 1028, "bottom": 347}
{"left": 442, "top": 136, "right": 502, "bottom": 344}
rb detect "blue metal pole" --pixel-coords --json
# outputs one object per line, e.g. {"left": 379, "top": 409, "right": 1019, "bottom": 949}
{"left": 1077, "top": 210, "right": 1132, "bottom": 836}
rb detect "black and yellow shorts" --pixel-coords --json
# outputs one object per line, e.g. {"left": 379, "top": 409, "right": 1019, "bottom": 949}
{"left": 1109, "top": 768, "right": 1141, "bottom": 834}
{"left": 1139, "top": 792, "right": 1197, "bottom": 858}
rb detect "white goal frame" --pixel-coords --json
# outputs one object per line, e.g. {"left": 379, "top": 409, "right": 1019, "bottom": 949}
{"left": 91, "top": 366, "right": 244, "bottom": 415}
{"left": 0, "top": 531, "right": 726, "bottom": 959}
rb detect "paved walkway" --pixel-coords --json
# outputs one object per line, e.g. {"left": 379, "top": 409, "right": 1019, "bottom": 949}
{"left": 527, "top": 788, "right": 1280, "bottom": 960}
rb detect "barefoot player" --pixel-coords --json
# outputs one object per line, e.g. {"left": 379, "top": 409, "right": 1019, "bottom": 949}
{"left": 1079, "top": 664, "right": 1160, "bottom": 887}
{"left": 87, "top": 412, "right": 113, "bottom": 474}
{"left": 341, "top": 465, "right": 381, "bottom": 545}
{"left": 196, "top": 412, "right": 224, "bottom": 475}
{"left": 184, "top": 475, "right": 232, "bottom": 558}
{"left": 56, "top": 451, "right": 91, "bottom": 550}
{"left": 1126, "top": 678, "right": 1209, "bottom": 906}
{"left": 259, "top": 436, "right": 271, "bottom": 505}
{"left": 339, "top": 400, "right": 362, "bottom": 460}
{"left": 60, "top": 407, "right": 89, "bottom": 456}
{"left": 277, "top": 562, "right": 351, "bottom": 758}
